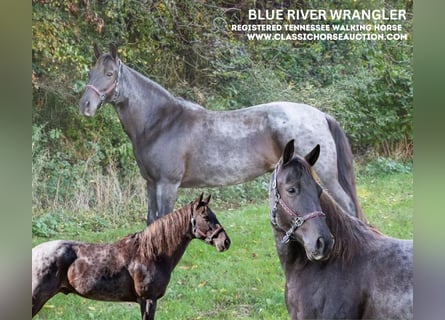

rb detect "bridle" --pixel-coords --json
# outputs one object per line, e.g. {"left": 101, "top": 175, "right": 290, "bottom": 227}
{"left": 270, "top": 164, "right": 326, "bottom": 244}
{"left": 191, "top": 207, "right": 225, "bottom": 244}
{"left": 85, "top": 59, "right": 122, "bottom": 106}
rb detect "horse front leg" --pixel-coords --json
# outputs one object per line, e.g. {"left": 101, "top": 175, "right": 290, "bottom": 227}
{"left": 139, "top": 298, "right": 157, "bottom": 320}
{"left": 147, "top": 182, "right": 158, "bottom": 225}
{"left": 146, "top": 181, "right": 179, "bottom": 225}
{"left": 155, "top": 181, "right": 179, "bottom": 218}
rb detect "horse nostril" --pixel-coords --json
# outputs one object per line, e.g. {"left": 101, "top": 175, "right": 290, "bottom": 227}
{"left": 224, "top": 238, "right": 231, "bottom": 248}
{"left": 316, "top": 237, "right": 325, "bottom": 252}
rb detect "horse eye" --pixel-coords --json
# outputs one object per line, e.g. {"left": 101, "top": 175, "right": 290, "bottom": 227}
{"left": 287, "top": 187, "right": 296, "bottom": 194}
{"left": 106, "top": 71, "right": 113, "bottom": 77}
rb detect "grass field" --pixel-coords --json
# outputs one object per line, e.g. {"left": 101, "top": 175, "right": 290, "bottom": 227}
{"left": 32, "top": 170, "right": 412, "bottom": 319}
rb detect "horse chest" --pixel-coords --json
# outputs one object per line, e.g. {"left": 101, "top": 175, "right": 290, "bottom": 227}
{"left": 285, "top": 267, "right": 363, "bottom": 319}
{"left": 129, "top": 262, "right": 171, "bottom": 299}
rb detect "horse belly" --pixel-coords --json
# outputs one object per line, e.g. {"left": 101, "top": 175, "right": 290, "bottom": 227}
{"left": 181, "top": 135, "right": 279, "bottom": 187}
{"left": 67, "top": 255, "right": 136, "bottom": 302}
{"left": 70, "top": 266, "right": 135, "bottom": 301}
{"left": 180, "top": 109, "right": 283, "bottom": 187}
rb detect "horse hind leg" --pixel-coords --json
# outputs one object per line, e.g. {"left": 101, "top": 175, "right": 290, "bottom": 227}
{"left": 32, "top": 293, "right": 50, "bottom": 317}
{"left": 32, "top": 280, "right": 61, "bottom": 317}
{"left": 32, "top": 262, "right": 69, "bottom": 317}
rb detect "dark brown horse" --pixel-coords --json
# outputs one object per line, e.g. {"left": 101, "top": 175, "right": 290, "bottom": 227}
{"left": 32, "top": 194, "right": 230, "bottom": 320}
{"left": 269, "top": 141, "right": 413, "bottom": 319}
{"left": 79, "top": 45, "right": 363, "bottom": 225}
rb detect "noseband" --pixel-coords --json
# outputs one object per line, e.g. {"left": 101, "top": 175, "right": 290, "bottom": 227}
{"left": 86, "top": 60, "right": 122, "bottom": 106}
{"left": 270, "top": 165, "right": 326, "bottom": 244}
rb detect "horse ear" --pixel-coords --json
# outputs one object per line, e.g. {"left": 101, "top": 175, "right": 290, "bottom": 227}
{"left": 196, "top": 193, "right": 204, "bottom": 206}
{"left": 110, "top": 43, "right": 118, "bottom": 60}
{"left": 305, "top": 144, "right": 320, "bottom": 167}
{"left": 282, "top": 139, "right": 295, "bottom": 165}
{"left": 93, "top": 44, "right": 102, "bottom": 59}
{"left": 204, "top": 194, "right": 211, "bottom": 204}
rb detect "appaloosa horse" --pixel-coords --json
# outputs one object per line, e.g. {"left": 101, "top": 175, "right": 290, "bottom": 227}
{"left": 32, "top": 194, "right": 230, "bottom": 320}
{"left": 79, "top": 44, "right": 363, "bottom": 224}
{"left": 269, "top": 140, "right": 413, "bottom": 319}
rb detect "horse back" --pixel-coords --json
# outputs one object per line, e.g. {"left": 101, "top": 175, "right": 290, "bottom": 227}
{"left": 179, "top": 102, "right": 328, "bottom": 186}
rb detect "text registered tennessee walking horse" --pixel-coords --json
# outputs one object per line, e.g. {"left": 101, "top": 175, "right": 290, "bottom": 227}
{"left": 32, "top": 194, "right": 230, "bottom": 320}
{"left": 79, "top": 45, "right": 363, "bottom": 224}
{"left": 269, "top": 140, "right": 413, "bottom": 319}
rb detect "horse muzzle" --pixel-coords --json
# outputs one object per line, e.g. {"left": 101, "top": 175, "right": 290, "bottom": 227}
{"left": 79, "top": 95, "right": 102, "bottom": 117}
{"left": 213, "top": 231, "right": 231, "bottom": 252}
{"left": 305, "top": 235, "right": 335, "bottom": 262}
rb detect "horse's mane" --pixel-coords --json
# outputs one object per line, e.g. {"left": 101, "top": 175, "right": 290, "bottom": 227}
{"left": 319, "top": 191, "right": 383, "bottom": 265}
{"left": 125, "top": 204, "right": 192, "bottom": 262}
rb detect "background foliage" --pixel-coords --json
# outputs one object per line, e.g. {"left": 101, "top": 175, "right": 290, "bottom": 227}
{"left": 32, "top": 0, "right": 413, "bottom": 215}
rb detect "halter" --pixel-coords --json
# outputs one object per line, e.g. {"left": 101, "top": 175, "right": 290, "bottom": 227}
{"left": 194, "top": 223, "right": 225, "bottom": 244}
{"left": 190, "top": 206, "right": 225, "bottom": 244}
{"left": 270, "top": 164, "right": 326, "bottom": 244}
{"left": 86, "top": 59, "right": 122, "bottom": 106}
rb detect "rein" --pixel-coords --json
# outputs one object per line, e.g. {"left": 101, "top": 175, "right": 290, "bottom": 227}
{"left": 86, "top": 59, "right": 122, "bottom": 106}
{"left": 271, "top": 165, "right": 325, "bottom": 244}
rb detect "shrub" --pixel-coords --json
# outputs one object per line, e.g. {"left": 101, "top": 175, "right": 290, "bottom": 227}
{"left": 360, "top": 157, "right": 412, "bottom": 176}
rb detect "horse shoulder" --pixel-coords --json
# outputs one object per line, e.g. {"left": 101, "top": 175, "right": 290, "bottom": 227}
{"left": 129, "top": 260, "right": 171, "bottom": 300}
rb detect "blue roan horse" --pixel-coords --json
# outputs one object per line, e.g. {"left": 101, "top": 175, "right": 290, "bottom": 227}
{"left": 79, "top": 45, "right": 363, "bottom": 224}
{"left": 269, "top": 140, "right": 413, "bottom": 319}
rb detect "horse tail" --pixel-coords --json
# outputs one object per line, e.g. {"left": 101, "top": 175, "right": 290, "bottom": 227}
{"left": 325, "top": 114, "right": 365, "bottom": 221}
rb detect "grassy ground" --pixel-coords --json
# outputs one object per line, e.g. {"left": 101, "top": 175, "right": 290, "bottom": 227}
{"left": 32, "top": 170, "right": 412, "bottom": 319}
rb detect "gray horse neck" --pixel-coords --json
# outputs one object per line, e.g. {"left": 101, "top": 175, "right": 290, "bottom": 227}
{"left": 113, "top": 64, "right": 180, "bottom": 141}
{"left": 272, "top": 228, "right": 309, "bottom": 272}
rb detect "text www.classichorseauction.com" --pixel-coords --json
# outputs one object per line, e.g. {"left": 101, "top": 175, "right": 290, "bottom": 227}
{"left": 231, "top": 9, "right": 409, "bottom": 41}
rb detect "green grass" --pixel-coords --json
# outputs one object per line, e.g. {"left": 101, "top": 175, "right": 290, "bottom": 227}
{"left": 32, "top": 171, "right": 412, "bottom": 319}
{"left": 356, "top": 172, "right": 413, "bottom": 239}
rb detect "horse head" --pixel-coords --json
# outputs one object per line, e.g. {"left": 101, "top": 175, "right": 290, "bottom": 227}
{"left": 271, "top": 140, "right": 334, "bottom": 261}
{"left": 190, "top": 193, "right": 231, "bottom": 252}
{"left": 79, "top": 44, "right": 121, "bottom": 117}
